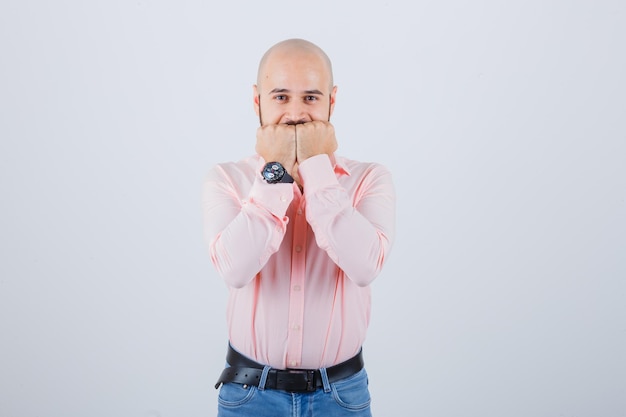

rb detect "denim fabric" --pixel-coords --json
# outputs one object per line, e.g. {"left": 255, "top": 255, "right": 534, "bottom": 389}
{"left": 217, "top": 368, "right": 372, "bottom": 417}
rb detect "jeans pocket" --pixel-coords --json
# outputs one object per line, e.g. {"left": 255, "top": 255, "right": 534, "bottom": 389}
{"left": 330, "top": 368, "right": 371, "bottom": 411}
{"left": 218, "top": 383, "right": 256, "bottom": 407}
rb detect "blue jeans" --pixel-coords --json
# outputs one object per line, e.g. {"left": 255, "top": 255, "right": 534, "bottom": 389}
{"left": 217, "top": 367, "right": 372, "bottom": 417}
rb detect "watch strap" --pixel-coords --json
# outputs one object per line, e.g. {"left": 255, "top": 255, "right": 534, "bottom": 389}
{"left": 279, "top": 170, "right": 294, "bottom": 183}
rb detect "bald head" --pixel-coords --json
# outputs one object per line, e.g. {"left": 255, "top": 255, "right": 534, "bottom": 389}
{"left": 253, "top": 38, "right": 337, "bottom": 126}
{"left": 257, "top": 39, "right": 334, "bottom": 90}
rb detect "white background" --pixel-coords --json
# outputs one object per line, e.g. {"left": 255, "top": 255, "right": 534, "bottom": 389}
{"left": 1, "top": 1, "right": 625, "bottom": 416}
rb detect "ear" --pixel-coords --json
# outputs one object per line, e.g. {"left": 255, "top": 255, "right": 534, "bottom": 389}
{"left": 329, "top": 85, "right": 338, "bottom": 117}
{"left": 253, "top": 84, "right": 260, "bottom": 116}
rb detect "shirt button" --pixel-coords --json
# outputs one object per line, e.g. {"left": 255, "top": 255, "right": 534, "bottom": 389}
{"left": 280, "top": 195, "right": 287, "bottom": 202}
{"left": 290, "top": 360, "right": 298, "bottom": 367}
{"left": 297, "top": 209, "right": 303, "bottom": 215}
{"left": 295, "top": 245, "right": 302, "bottom": 252}
{"left": 293, "top": 285, "right": 301, "bottom": 291}
{"left": 292, "top": 324, "right": 301, "bottom": 331}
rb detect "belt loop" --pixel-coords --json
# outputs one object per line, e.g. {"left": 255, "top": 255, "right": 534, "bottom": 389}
{"left": 258, "top": 365, "right": 271, "bottom": 391}
{"left": 319, "top": 367, "right": 331, "bottom": 393}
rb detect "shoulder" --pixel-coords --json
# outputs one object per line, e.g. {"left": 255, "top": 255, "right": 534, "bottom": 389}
{"left": 206, "top": 155, "right": 260, "bottom": 182}
{"left": 335, "top": 155, "right": 393, "bottom": 179}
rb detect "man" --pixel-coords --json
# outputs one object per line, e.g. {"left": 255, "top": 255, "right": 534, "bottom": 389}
{"left": 203, "top": 38, "right": 395, "bottom": 417}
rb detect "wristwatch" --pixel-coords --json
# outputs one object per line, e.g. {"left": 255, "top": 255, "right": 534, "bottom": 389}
{"left": 261, "top": 161, "right": 294, "bottom": 184}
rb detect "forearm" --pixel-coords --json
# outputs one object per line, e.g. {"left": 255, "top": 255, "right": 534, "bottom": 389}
{"left": 300, "top": 155, "right": 396, "bottom": 286}
{"left": 203, "top": 165, "right": 294, "bottom": 288}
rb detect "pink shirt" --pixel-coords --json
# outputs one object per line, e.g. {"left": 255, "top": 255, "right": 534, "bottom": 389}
{"left": 203, "top": 153, "right": 395, "bottom": 370}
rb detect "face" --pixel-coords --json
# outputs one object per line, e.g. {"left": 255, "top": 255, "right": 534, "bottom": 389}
{"left": 254, "top": 51, "right": 337, "bottom": 126}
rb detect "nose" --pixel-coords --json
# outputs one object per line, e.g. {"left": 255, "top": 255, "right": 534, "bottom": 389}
{"left": 282, "top": 101, "right": 309, "bottom": 124}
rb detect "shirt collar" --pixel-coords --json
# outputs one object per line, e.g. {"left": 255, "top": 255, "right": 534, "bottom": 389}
{"left": 254, "top": 153, "right": 351, "bottom": 176}
{"left": 330, "top": 154, "right": 351, "bottom": 176}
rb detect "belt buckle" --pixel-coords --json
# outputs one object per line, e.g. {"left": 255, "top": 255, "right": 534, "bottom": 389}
{"left": 276, "top": 369, "right": 316, "bottom": 392}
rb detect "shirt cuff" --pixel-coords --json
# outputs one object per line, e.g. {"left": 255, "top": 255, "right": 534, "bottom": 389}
{"left": 249, "top": 170, "right": 294, "bottom": 217}
{"left": 299, "top": 154, "right": 339, "bottom": 192}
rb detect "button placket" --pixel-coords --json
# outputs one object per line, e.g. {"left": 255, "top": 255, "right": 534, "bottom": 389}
{"left": 285, "top": 199, "right": 307, "bottom": 368}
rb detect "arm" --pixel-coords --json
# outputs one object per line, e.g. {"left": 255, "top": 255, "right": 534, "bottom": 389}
{"left": 299, "top": 154, "right": 396, "bottom": 287}
{"left": 202, "top": 162, "right": 294, "bottom": 288}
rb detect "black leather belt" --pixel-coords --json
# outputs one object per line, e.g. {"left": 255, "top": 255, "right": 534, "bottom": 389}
{"left": 215, "top": 344, "right": 364, "bottom": 392}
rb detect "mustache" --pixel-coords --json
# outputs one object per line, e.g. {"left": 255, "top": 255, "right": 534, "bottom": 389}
{"left": 284, "top": 120, "right": 308, "bottom": 126}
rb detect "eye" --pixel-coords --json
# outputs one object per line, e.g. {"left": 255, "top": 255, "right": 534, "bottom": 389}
{"left": 304, "top": 95, "right": 318, "bottom": 102}
{"left": 274, "top": 95, "right": 287, "bottom": 101}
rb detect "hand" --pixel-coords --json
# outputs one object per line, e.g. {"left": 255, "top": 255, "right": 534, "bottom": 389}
{"left": 295, "top": 121, "right": 337, "bottom": 164}
{"left": 255, "top": 124, "right": 297, "bottom": 176}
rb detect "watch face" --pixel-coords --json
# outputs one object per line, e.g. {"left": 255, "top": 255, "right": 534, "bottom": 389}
{"left": 263, "top": 162, "right": 285, "bottom": 183}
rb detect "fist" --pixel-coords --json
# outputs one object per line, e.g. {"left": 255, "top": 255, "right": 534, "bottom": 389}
{"left": 295, "top": 121, "right": 337, "bottom": 163}
{"left": 255, "top": 124, "right": 297, "bottom": 174}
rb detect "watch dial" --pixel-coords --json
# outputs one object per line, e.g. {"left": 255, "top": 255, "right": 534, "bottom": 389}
{"left": 263, "top": 163, "right": 284, "bottom": 183}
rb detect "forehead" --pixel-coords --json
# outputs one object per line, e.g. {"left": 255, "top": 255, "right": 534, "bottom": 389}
{"left": 259, "top": 51, "right": 331, "bottom": 93}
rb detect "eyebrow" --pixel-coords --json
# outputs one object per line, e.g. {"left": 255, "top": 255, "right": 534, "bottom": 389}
{"left": 268, "top": 88, "right": 325, "bottom": 95}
